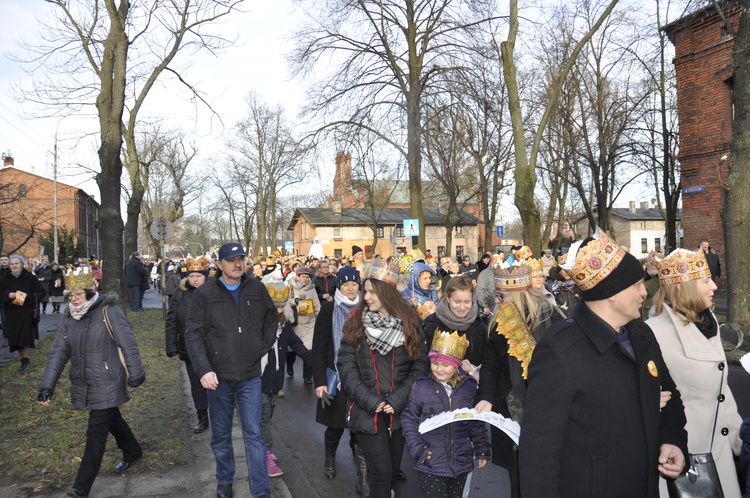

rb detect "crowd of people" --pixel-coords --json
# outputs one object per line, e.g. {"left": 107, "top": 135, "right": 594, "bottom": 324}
{"left": 0, "top": 231, "right": 743, "bottom": 498}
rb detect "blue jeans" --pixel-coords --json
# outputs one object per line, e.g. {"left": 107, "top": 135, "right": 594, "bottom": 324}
{"left": 208, "top": 376, "right": 270, "bottom": 496}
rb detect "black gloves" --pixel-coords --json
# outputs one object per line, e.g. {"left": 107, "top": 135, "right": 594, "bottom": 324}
{"left": 320, "top": 391, "right": 334, "bottom": 409}
{"left": 37, "top": 389, "right": 54, "bottom": 402}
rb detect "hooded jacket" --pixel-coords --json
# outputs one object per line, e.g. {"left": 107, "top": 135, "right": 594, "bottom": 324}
{"left": 39, "top": 294, "right": 145, "bottom": 410}
{"left": 401, "top": 262, "right": 438, "bottom": 306}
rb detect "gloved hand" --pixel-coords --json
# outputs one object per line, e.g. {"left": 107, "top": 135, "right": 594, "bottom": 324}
{"left": 320, "top": 391, "right": 334, "bottom": 409}
{"left": 37, "top": 389, "right": 54, "bottom": 402}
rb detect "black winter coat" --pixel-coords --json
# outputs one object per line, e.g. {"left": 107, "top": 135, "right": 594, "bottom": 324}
{"left": 312, "top": 301, "right": 351, "bottom": 428}
{"left": 337, "top": 330, "right": 429, "bottom": 435}
{"left": 518, "top": 303, "right": 689, "bottom": 498}
{"left": 47, "top": 267, "right": 65, "bottom": 298}
{"left": 313, "top": 274, "right": 337, "bottom": 302}
{"left": 0, "top": 268, "right": 46, "bottom": 351}
{"left": 185, "top": 274, "right": 278, "bottom": 381}
{"left": 39, "top": 295, "right": 145, "bottom": 410}
{"left": 35, "top": 264, "right": 53, "bottom": 301}
{"left": 125, "top": 257, "right": 146, "bottom": 287}
{"left": 165, "top": 278, "right": 194, "bottom": 360}
{"left": 261, "top": 317, "right": 310, "bottom": 393}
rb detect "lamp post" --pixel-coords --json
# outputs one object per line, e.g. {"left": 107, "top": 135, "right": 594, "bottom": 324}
{"left": 53, "top": 131, "right": 59, "bottom": 263}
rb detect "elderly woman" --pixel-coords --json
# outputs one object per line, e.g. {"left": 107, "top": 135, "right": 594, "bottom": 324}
{"left": 646, "top": 249, "right": 743, "bottom": 498}
{"left": 312, "top": 267, "right": 363, "bottom": 485}
{"left": 287, "top": 265, "right": 321, "bottom": 383}
{"left": 166, "top": 257, "right": 210, "bottom": 434}
{"left": 38, "top": 268, "right": 145, "bottom": 498}
{"left": 401, "top": 261, "right": 439, "bottom": 321}
{"left": 0, "top": 255, "right": 46, "bottom": 373}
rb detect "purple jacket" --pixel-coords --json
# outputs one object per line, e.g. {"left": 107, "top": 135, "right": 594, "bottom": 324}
{"left": 402, "top": 372, "right": 491, "bottom": 478}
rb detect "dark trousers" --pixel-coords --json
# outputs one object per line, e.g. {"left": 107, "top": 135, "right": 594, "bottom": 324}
{"left": 324, "top": 427, "right": 358, "bottom": 458}
{"left": 418, "top": 472, "right": 468, "bottom": 498}
{"left": 356, "top": 416, "right": 405, "bottom": 498}
{"left": 261, "top": 392, "right": 278, "bottom": 451}
{"left": 184, "top": 359, "right": 208, "bottom": 411}
{"left": 127, "top": 286, "right": 142, "bottom": 311}
{"left": 73, "top": 407, "right": 142, "bottom": 493}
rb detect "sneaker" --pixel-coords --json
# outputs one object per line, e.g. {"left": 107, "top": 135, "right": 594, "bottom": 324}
{"left": 266, "top": 450, "right": 284, "bottom": 477}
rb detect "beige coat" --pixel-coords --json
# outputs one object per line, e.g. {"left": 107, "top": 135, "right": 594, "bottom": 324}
{"left": 647, "top": 305, "right": 742, "bottom": 498}
{"left": 287, "top": 280, "right": 320, "bottom": 350}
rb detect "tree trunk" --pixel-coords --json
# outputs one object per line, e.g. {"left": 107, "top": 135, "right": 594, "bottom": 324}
{"left": 725, "top": 1, "right": 750, "bottom": 330}
{"left": 96, "top": 0, "right": 129, "bottom": 298}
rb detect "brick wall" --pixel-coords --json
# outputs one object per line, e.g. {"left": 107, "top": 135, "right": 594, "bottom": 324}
{"left": 665, "top": 0, "right": 740, "bottom": 284}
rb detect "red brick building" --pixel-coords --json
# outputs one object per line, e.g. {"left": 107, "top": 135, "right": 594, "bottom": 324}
{"left": 0, "top": 156, "right": 100, "bottom": 263}
{"left": 664, "top": 0, "right": 740, "bottom": 281}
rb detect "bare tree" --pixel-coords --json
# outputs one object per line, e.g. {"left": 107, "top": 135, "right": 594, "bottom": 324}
{"left": 0, "top": 178, "right": 52, "bottom": 255}
{"left": 290, "top": 0, "right": 498, "bottom": 252}
{"left": 502, "top": 0, "right": 621, "bottom": 253}
{"left": 13, "top": 0, "right": 244, "bottom": 295}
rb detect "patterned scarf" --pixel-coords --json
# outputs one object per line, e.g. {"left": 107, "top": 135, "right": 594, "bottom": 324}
{"left": 435, "top": 296, "right": 478, "bottom": 332}
{"left": 69, "top": 293, "right": 99, "bottom": 321}
{"left": 332, "top": 288, "right": 360, "bottom": 364}
{"left": 363, "top": 311, "right": 404, "bottom": 355}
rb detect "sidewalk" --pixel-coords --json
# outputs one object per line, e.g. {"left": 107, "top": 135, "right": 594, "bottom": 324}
{"left": 2, "top": 288, "right": 293, "bottom": 498}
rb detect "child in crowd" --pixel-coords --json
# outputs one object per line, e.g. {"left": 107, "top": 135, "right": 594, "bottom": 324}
{"left": 402, "top": 330, "right": 491, "bottom": 498}
{"left": 261, "top": 282, "right": 311, "bottom": 478}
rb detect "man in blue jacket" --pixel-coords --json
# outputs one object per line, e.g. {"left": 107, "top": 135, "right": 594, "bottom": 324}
{"left": 185, "top": 242, "right": 278, "bottom": 498}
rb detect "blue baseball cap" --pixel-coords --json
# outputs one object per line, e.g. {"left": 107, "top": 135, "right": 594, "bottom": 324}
{"left": 218, "top": 242, "right": 246, "bottom": 261}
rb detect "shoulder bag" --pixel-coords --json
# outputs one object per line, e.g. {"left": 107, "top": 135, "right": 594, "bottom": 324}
{"left": 103, "top": 305, "right": 129, "bottom": 379}
{"left": 667, "top": 362, "right": 726, "bottom": 498}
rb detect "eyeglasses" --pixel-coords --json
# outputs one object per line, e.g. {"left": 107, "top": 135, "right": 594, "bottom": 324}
{"left": 67, "top": 291, "right": 86, "bottom": 301}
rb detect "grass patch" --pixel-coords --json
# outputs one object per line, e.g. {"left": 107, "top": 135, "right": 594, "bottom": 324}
{"left": 0, "top": 309, "right": 191, "bottom": 492}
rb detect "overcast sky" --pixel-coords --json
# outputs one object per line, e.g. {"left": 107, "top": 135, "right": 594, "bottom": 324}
{"left": 0, "top": 0, "right": 307, "bottom": 198}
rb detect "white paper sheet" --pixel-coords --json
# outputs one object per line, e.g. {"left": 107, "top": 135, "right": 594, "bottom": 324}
{"left": 418, "top": 408, "right": 521, "bottom": 445}
{"left": 740, "top": 353, "right": 750, "bottom": 375}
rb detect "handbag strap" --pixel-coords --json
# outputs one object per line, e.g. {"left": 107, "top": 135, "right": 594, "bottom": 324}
{"left": 708, "top": 363, "right": 725, "bottom": 453}
{"left": 102, "top": 305, "right": 116, "bottom": 343}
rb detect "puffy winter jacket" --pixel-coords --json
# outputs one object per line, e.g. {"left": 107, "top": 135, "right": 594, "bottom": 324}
{"left": 165, "top": 278, "right": 194, "bottom": 360}
{"left": 39, "top": 294, "right": 145, "bottom": 410}
{"left": 402, "top": 372, "right": 491, "bottom": 477}
{"left": 185, "top": 274, "right": 278, "bottom": 381}
{"left": 337, "top": 335, "right": 429, "bottom": 434}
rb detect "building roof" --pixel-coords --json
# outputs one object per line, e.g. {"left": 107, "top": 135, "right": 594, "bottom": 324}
{"left": 662, "top": 0, "right": 736, "bottom": 37}
{"left": 0, "top": 166, "right": 97, "bottom": 203}
{"left": 573, "top": 208, "right": 682, "bottom": 223}
{"left": 349, "top": 178, "right": 478, "bottom": 205}
{"left": 288, "top": 207, "right": 484, "bottom": 230}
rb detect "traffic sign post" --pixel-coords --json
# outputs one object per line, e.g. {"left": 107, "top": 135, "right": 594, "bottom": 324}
{"left": 150, "top": 218, "right": 173, "bottom": 319}
{"left": 496, "top": 225, "right": 504, "bottom": 238}
{"left": 404, "top": 219, "right": 420, "bottom": 237}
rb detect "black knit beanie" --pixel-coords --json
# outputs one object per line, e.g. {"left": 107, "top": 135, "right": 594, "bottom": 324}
{"left": 580, "top": 248, "right": 645, "bottom": 301}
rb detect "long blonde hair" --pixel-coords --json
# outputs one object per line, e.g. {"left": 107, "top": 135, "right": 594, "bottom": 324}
{"left": 652, "top": 279, "right": 711, "bottom": 325}
{"left": 488, "top": 287, "right": 564, "bottom": 335}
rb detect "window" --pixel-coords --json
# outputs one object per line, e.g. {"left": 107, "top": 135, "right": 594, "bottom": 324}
{"left": 455, "top": 245, "right": 464, "bottom": 259}
{"left": 397, "top": 246, "right": 407, "bottom": 255}
{"left": 376, "top": 227, "right": 384, "bottom": 238}
{"left": 437, "top": 246, "right": 445, "bottom": 258}
{"left": 334, "top": 249, "right": 342, "bottom": 259}
{"left": 396, "top": 227, "right": 405, "bottom": 237}
{"left": 454, "top": 226, "right": 464, "bottom": 235}
{"left": 333, "top": 227, "right": 343, "bottom": 239}
{"left": 641, "top": 238, "right": 648, "bottom": 253}
{"left": 654, "top": 238, "right": 661, "bottom": 252}
{"left": 640, "top": 221, "right": 647, "bottom": 229}
{"left": 679, "top": 236, "right": 684, "bottom": 248}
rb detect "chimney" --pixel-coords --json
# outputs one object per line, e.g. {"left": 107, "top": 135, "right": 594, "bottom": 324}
{"left": 332, "top": 200, "right": 342, "bottom": 214}
{"left": 2, "top": 152, "right": 13, "bottom": 167}
{"left": 640, "top": 201, "right": 649, "bottom": 209}
{"left": 629, "top": 201, "right": 636, "bottom": 213}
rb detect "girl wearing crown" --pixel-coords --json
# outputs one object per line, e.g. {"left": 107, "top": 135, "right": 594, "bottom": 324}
{"left": 165, "top": 257, "right": 211, "bottom": 434}
{"left": 0, "top": 255, "right": 46, "bottom": 373}
{"left": 337, "top": 259, "right": 429, "bottom": 498}
{"left": 402, "top": 330, "right": 491, "bottom": 498}
{"left": 646, "top": 249, "right": 743, "bottom": 498}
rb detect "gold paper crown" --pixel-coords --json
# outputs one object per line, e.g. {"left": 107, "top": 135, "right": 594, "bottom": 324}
{"left": 528, "top": 258, "right": 543, "bottom": 273}
{"left": 430, "top": 330, "right": 470, "bottom": 363}
{"left": 514, "top": 246, "right": 533, "bottom": 261}
{"left": 495, "top": 302, "right": 535, "bottom": 379}
{"left": 408, "top": 248, "right": 426, "bottom": 261}
{"left": 494, "top": 263, "right": 532, "bottom": 292}
{"left": 186, "top": 256, "right": 209, "bottom": 272}
{"left": 367, "top": 259, "right": 400, "bottom": 286}
{"left": 570, "top": 230, "right": 626, "bottom": 291}
{"left": 64, "top": 267, "right": 96, "bottom": 292}
{"left": 265, "top": 282, "right": 290, "bottom": 306}
{"left": 416, "top": 301, "right": 436, "bottom": 321}
{"left": 657, "top": 249, "right": 711, "bottom": 286}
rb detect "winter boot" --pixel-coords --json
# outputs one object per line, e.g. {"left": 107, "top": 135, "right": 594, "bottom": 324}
{"left": 193, "top": 410, "right": 209, "bottom": 434}
{"left": 354, "top": 443, "right": 370, "bottom": 498}
{"left": 324, "top": 435, "right": 340, "bottom": 479}
{"left": 266, "top": 450, "right": 284, "bottom": 477}
{"left": 19, "top": 357, "right": 31, "bottom": 374}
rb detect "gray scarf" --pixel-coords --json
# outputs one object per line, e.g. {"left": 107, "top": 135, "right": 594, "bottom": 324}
{"left": 332, "top": 288, "right": 360, "bottom": 364}
{"left": 435, "top": 296, "right": 478, "bottom": 331}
